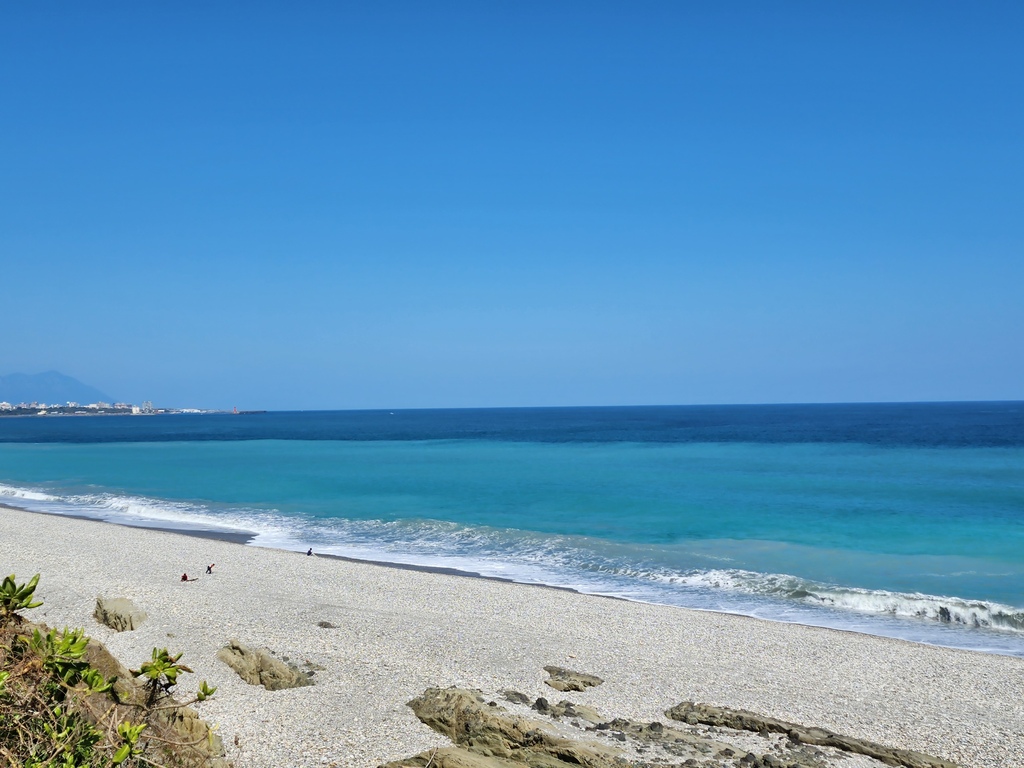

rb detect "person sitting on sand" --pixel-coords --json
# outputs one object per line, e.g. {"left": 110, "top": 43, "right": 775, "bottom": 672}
{"left": 181, "top": 573, "right": 189, "bottom": 581}
{"left": 307, "top": 548, "right": 313, "bottom": 556}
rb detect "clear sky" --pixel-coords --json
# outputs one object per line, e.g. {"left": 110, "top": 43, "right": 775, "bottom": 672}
{"left": 2, "top": 2, "right": 1022, "bottom": 410}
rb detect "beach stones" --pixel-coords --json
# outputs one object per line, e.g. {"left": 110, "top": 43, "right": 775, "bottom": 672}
{"left": 94, "top": 596, "right": 147, "bottom": 632}
{"left": 543, "top": 665, "right": 604, "bottom": 692}
{"left": 216, "top": 639, "right": 314, "bottom": 690}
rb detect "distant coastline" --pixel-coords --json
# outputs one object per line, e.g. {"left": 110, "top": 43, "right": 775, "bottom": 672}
{"left": 0, "top": 371, "right": 215, "bottom": 416}
{"left": 0, "top": 405, "right": 219, "bottom": 418}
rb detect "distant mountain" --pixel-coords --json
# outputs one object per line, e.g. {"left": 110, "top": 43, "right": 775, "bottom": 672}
{"left": 0, "top": 371, "right": 114, "bottom": 405}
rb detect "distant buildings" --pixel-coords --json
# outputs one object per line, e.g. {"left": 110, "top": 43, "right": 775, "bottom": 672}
{"left": 1, "top": 397, "right": 218, "bottom": 421}
{"left": 0, "top": 399, "right": 208, "bottom": 417}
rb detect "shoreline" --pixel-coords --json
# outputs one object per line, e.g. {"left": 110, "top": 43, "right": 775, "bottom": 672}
{"left": 2, "top": 503, "right": 1022, "bottom": 767}
{"left": 4, "top": 502, "right": 1023, "bottom": 657}
{"left": 0, "top": 502, "right": 584, "bottom": 588}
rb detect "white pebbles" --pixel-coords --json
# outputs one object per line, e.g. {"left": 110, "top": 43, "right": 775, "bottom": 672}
{"left": 2, "top": 506, "right": 1022, "bottom": 768}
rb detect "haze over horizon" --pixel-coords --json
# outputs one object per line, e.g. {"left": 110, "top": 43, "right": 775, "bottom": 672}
{"left": 4, "top": 369, "right": 1024, "bottom": 413}
{"left": 3, "top": 4, "right": 1022, "bottom": 411}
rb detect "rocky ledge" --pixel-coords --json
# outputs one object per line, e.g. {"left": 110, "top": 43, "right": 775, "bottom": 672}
{"left": 543, "top": 665, "right": 604, "bottom": 692}
{"left": 380, "top": 684, "right": 961, "bottom": 768}
{"left": 665, "top": 702, "right": 959, "bottom": 768}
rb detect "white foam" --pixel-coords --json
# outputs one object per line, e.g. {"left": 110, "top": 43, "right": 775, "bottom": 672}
{"left": 647, "top": 567, "right": 1024, "bottom": 634}
{"left": 0, "top": 482, "right": 58, "bottom": 502}
{"left": 806, "top": 586, "right": 1024, "bottom": 632}
{"left": 1, "top": 481, "right": 256, "bottom": 537}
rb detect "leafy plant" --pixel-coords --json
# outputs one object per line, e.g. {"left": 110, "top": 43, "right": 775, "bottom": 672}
{"left": 131, "top": 647, "right": 193, "bottom": 704}
{"left": 112, "top": 721, "right": 147, "bottom": 764}
{"left": 30, "top": 626, "right": 91, "bottom": 683}
{"left": 196, "top": 679, "right": 217, "bottom": 701}
{"left": 0, "top": 572, "right": 43, "bottom": 623}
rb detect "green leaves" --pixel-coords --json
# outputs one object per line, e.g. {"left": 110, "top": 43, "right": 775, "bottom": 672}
{"left": 111, "top": 744, "right": 132, "bottom": 765}
{"left": 37, "top": 702, "right": 102, "bottom": 766}
{"left": 80, "top": 666, "right": 116, "bottom": 694}
{"left": 132, "top": 647, "right": 192, "bottom": 684}
{"left": 197, "top": 679, "right": 217, "bottom": 701}
{"left": 28, "top": 626, "right": 93, "bottom": 685}
{"left": 131, "top": 647, "right": 193, "bottom": 704}
{"left": 112, "top": 721, "right": 147, "bottom": 764}
{"left": 0, "top": 572, "right": 43, "bottom": 622}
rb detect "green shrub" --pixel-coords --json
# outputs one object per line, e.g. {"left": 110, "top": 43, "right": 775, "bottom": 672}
{"left": 1, "top": 574, "right": 219, "bottom": 767}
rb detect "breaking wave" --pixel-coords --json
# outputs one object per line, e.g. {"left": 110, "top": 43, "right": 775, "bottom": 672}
{"left": 667, "top": 569, "right": 1024, "bottom": 633}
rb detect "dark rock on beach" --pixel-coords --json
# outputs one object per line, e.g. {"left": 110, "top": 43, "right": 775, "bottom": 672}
{"left": 502, "top": 689, "right": 531, "bottom": 705}
{"left": 546, "top": 699, "right": 602, "bottom": 724}
{"left": 542, "top": 664, "right": 604, "bottom": 692}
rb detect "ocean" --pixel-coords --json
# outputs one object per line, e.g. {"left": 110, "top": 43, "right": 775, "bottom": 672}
{"left": 1, "top": 403, "right": 1022, "bottom": 656}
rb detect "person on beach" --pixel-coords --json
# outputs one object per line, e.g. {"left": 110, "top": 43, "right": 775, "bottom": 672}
{"left": 206, "top": 564, "right": 214, "bottom": 574}
{"left": 181, "top": 573, "right": 188, "bottom": 581}
{"left": 307, "top": 547, "right": 313, "bottom": 556}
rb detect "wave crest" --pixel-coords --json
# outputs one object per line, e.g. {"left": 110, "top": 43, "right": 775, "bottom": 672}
{"left": 668, "top": 568, "right": 1024, "bottom": 633}
{"left": 0, "top": 482, "right": 57, "bottom": 502}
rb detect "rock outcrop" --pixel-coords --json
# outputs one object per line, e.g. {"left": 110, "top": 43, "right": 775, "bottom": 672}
{"left": 666, "top": 701, "right": 960, "bottom": 768}
{"left": 216, "top": 639, "right": 314, "bottom": 691}
{"left": 382, "top": 687, "right": 964, "bottom": 768}
{"left": 381, "top": 687, "right": 623, "bottom": 768}
{"left": 152, "top": 704, "right": 228, "bottom": 767}
{"left": 93, "top": 596, "right": 147, "bottom": 632}
{"left": 542, "top": 665, "right": 603, "bottom": 692}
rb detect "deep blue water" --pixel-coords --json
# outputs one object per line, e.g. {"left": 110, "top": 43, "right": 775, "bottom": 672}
{"left": 1, "top": 403, "right": 1023, "bottom": 656}
{"left": 2, "top": 402, "right": 1023, "bottom": 445}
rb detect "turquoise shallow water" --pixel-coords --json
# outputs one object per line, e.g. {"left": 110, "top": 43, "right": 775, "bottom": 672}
{"left": 1, "top": 405, "right": 1023, "bottom": 655}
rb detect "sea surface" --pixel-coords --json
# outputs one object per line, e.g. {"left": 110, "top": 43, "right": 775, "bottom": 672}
{"left": 1, "top": 403, "right": 1023, "bottom": 656}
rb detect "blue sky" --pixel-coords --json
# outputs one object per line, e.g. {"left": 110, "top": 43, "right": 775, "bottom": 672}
{"left": 2, "top": 3, "right": 1022, "bottom": 409}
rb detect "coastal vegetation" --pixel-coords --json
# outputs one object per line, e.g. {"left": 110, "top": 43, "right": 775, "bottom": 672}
{"left": 0, "top": 574, "right": 223, "bottom": 767}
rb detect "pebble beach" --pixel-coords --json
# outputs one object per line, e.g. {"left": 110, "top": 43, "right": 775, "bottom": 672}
{"left": 2, "top": 505, "right": 1022, "bottom": 768}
